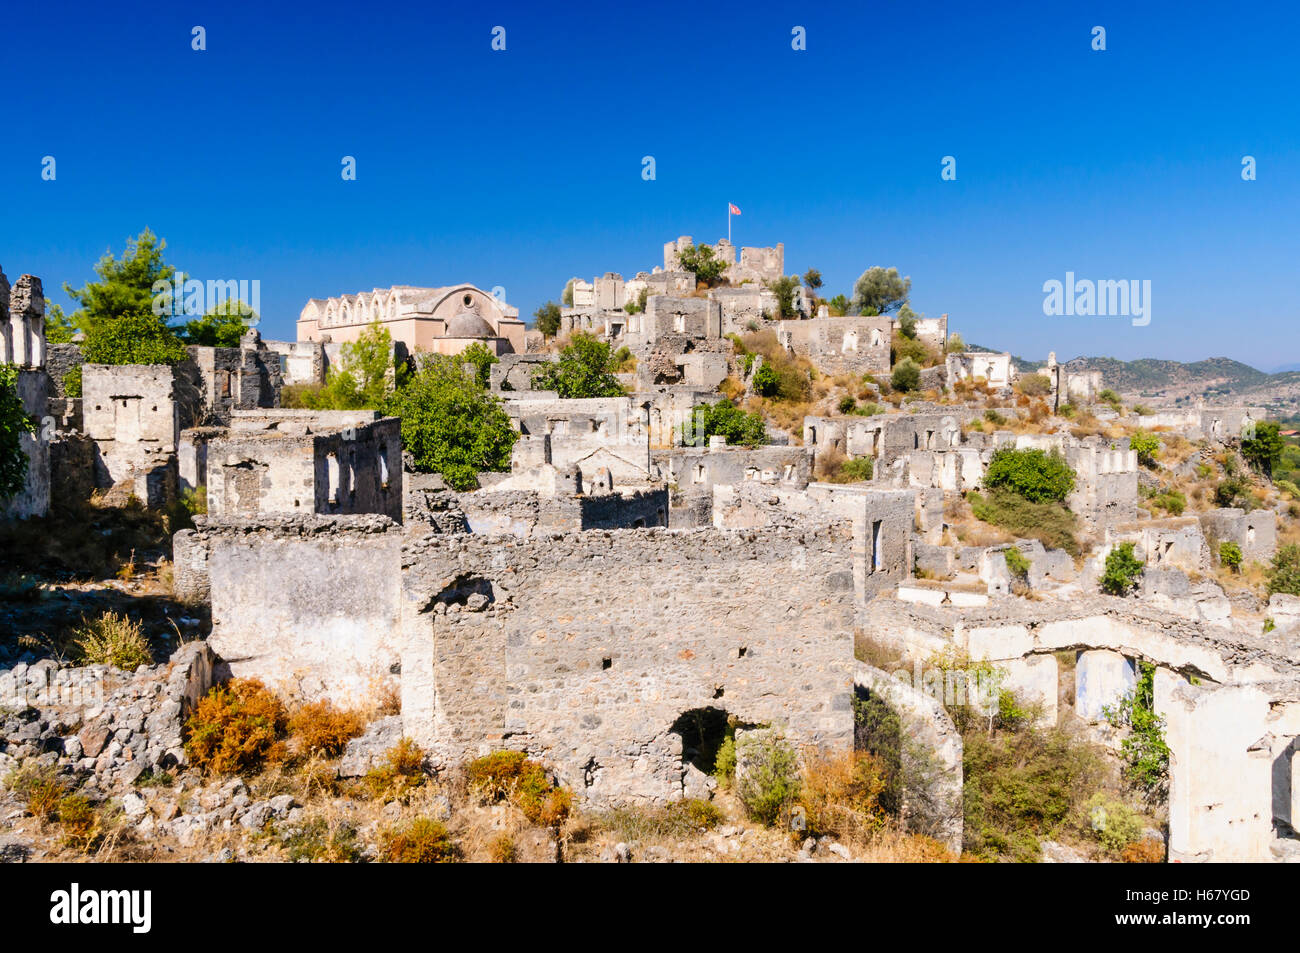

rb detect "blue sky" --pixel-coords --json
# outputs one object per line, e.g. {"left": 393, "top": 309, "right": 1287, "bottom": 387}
{"left": 3, "top": 0, "right": 1297, "bottom": 368}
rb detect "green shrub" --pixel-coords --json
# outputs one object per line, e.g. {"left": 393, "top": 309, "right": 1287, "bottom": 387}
{"left": 983, "top": 409, "right": 1007, "bottom": 426}
{"left": 81, "top": 312, "right": 188, "bottom": 366}
{"left": 284, "top": 816, "right": 361, "bottom": 863}
{"left": 713, "top": 729, "right": 737, "bottom": 786}
{"left": 1084, "top": 794, "right": 1146, "bottom": 855}
{"left": 1129, "top": 430, "right": 1160, "bottom": 466}
{"left": 1219, "top": 541, "right": 1243, "bottom": 572}
{"left": 684, "top": 400, "right": 767, "bottom": 448}
{"left": 1004, "top": 547, "right": 1031, "bottom": 586}
{"left": 0, "top": 364, "right": 37, "bottom": 502}
{"left": 837, "top": 395, "right": 857, "bottom": 414}
{"left": 1017, "top": 373, "right": 1051, "bottom": 397}
{"left": 1148, "top": 488, "right": 1186, "bottom": 516}
{"left": 969, "top": 488, "right": 1080, "bottom": 555}
{"left": 839, "top": 457, "right": 874, "bottom": 482}
{"left": 72, "top": 612, "right": 153, "bottom": 671}
{"left": 752, "top": 361, "right": 781, "bottom": 397}
{"left": 890, "top": 358, "right": 921, "bottom": 392}
{"left": 530, "top": 333, "right": 624, "bottom": 398}
{"left": 1101, "top": 542, "right": 1144, "bottom": 596}
{"left": 1268, "top": 544, "right": 1300, "bottom": 597}
{"left": 735, "top": 731, "right": 801, "bottom": 826}
{"left": 962, "top": 724, "right": 1104, "bottom": 862}
{"left": 62, "top": 365, "right": 83, "bottom": 398}
{"left": 983, "top": 448, "right": 1076, "bottom": 504}
{"left": 362, "top": 738, "right": 428, "bottom": 803}
{"left": 1102, "top": 662, "right": 1169, "bottom": 800}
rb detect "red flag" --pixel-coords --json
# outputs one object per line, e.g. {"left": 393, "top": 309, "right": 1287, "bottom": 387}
{"left": 728, "top": 203, "right": 741, "bottom": 215}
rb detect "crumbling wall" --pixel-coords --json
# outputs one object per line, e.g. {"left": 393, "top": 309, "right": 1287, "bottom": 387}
{"left": 400, "top": 525, "right": 856, "bottom": 803}
{"left": 183, "top": 516, "right": 404, "bottom": 706}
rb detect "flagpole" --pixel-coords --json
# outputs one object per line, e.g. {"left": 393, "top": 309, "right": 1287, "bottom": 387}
{"left": 728, "top": 205, "right": 731, "bottom": 244}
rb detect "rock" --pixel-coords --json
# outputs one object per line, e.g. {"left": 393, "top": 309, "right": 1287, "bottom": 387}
{"left": 62, "top": 736, "right": 83, "bottom": 761}
{"left": 269, "top": 795, "right": 296, "bottom": 817}
{"left": 802, "top": 837, "right": 816, "bottom": 853}
{"left": 76, "top": 722, "right": 109, "bottom": 759}
{"left": 121, "top": 793, "right": 148, "bottom": 818}
{"left": 1041, "top": 840, "right": 1088, "bottom": 863}
{"left": 118, "top": 760, "right": 147, "bottom": 786}
{"left": 239, "top": 802, "right": 273, "bottom": 830}
{"left": 826, "top": 842, "right": 851, "bottom": 860}
{"left": 339, "top": 716, "right": 402, "bottom": 777}
{"left": 614, "top": 842, "right": 632, "bottom": 863}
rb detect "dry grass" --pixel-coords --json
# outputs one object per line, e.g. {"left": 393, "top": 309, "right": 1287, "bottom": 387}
{"left": 72, "top": 611, "right": 153, "bottom": 671}
{"left": 185, "top": 679, "right": 289, "bottom": 776}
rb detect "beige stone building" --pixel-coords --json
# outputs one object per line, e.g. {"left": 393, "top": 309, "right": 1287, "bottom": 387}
{"left": 297, "top": 284, "right": 525, "bottom": 357}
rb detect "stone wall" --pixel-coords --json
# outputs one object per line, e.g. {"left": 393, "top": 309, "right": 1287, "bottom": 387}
{"left": 775, "top": 316, "right": 891, "bottom": 376}
{"left": 0, "top": 370, "right": 50, "bottom": 520}
{"left": 400, "top": 524, "right": 856, "bottom": 803}
{"left": 177, "top": 516, "right": 404, "bottom": 705}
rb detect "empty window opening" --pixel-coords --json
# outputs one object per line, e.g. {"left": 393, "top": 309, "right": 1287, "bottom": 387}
{"left": 738, "top": 646, "right": 748, "bottom": 658}
{"left": 872, "top": 519, "right": 884, "bottom": 572}
{"left": 713, "top": 687, "right": 724, "bottom": 699}
{"left": 602, "top": 657, "right": 612, "bottom": 670}
{"left": 670, "top": 707, "right": 731, "bottom": 775}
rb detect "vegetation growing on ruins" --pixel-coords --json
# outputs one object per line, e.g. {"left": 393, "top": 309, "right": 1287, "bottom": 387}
{"left": 534, "top": 300, "right": 562, "bottom": 337}
{"left": 183, "top": 298, "right": 258, "bottom": 348}
{"left": 530, "top": 332, "right": 625, "bottom": 398}
{"left": 1101, "top": 542, "right": 1145, "bottom": 596}
{"left": 890, "top": 357, "right": 921, "bottom": 392}
{"left": 675, "top": 243, "right": 728, "bottom": 288}
{"left": 1241, "top": 420, "right": 1283, "bottom": 477}
{"left": 734, "top": 730, "right": 801, "bottom": 826}
{"left": 1103, "top": 661, "right": 1170, "bottom": 801}
{"left": 61, "top": 228, "right": 176, "bottom": 335}
{"left": 80, "top": 311, "right": 189, "bottom": 366}
{"left": 460, "top": 340, "right": 499, "bottom": 389}
{"left": 286, "top": 319, "right": 400, "bottom": 410}
{"left": 851, "top": 265, "right": 911, "bottom": 316}
{"left": 765, "top": 275, "right": 802, "bottom": 318}
{"left": 1219, "top": 540, "right": 1243, "bottom": 572}
{"left": 465, "top": 750, "right": 573, "bottom": 829}
{"left": 185, "top": 679, "right": 290, "bottom": 776}
{"left": 390, "top": 354, "right": 517, "bottom": 490}
{"left": 0, "top": 364, "right": 36, "bottom": 500}
{"left": 71, "top": 611, "right": 153, "bottom": 671}
{"left": 378, "top": 817, "right": 457, "bottom": 863}
{"left": 1268, "top": 543, "right": 1300, "bottom": 596}
{"left": 684, "top": 400, "right": 767, "bottom": 448}
{"left": 982, "top": 448, "right": 1076, "bottom": 504}
{"left": 1128, "top": 430, "right": 1160, "bottom": 466}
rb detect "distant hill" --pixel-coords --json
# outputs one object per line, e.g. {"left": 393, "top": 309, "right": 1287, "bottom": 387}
{"left": 968, "top": 345, "right": 1300, "bottom": 412}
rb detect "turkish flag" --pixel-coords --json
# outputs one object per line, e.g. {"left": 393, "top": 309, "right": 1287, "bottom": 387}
{"left": 728, "top": 203, "right": 741, "bottom": 215}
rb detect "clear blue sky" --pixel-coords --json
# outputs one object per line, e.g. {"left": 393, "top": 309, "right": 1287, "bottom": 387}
{"left": 3, "top": 0, "right": 1297, "bottom": 368}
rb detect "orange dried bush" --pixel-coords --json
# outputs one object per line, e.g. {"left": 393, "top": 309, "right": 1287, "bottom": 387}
{"left": 465, "top": 750, "right": 573, "bottom": 828}
{"left": 289, "top": 701, "right": 364, "bottom": 758}
{"left": 378, "top": 817, "right": 457, "bottom": 863}
{"left": 184, "top": 678, "right": 289, "bottom": 775}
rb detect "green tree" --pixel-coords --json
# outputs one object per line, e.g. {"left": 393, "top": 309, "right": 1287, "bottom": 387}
{"left": 1129, "top": 430, "right": 1160, "bottom": 467}
{"left": 1101, "top": 542, "right": 1145, "bottom": 596}
{"left": 983, "top": 447, "right": 1076, "bottom": 504}
{"left": 460, "top": 341, "right": 499, "bottom": 389}
{"left": 389, "top": 355, "right": 518, "bottom": 491}
{"left": 896, "top": 304, "right": 918, "bottom": 339}
{"left": 44, "top": 303, "right": 77, "bottom": 344}
{"left": 183, "top": 299, "right": 258, "bottom": 347}
{"left": 63, "top": 228, "right": 176, "bottom": 334}
{"left": 676, "top": 244, "right": 727, "bottom": 287}
{"left": 530, "top": 333, "right": 624, "bottom": 398}
{"left": 561, "top": 279, "right": 575, "bottom": 307}
{"left": 852, "top": 266, "right": 911, "bottom": 316}
{"left": 0, "top": 365, "right": 37, "bottom": 501}
{"left": 827, "top": 294, "right": 850, "bottom": 316}
{"left": 302, "top": 320, "right": 397, "bottom": 410}
{"left": 1241, "top": 421, "right": 1283, "bottom": 478}
{"left": 1268, "top": 544, "right": 1300, "bottom": 597}
{"left": 765, "top": 276, "right": 802, "bottom": 319}
{"left": 802, "top": 268, "right": 822, "bottom": 293}
{"left": 81, "top": 312, "right": 188, "bottom": 366}
{"left": 945, "top": 332, "right": 965, "bottom": 353}
{"left": 534, "top": 301, "right": 562, "bottom": 338}
{"left": 1102, "top": 662, "right": 1169, "bottom": 799}
{"left": 683, "top": 401, "right": 767, "bottom": 448}
{"left": 891, "top": 358, "right": 921, "bottom": 392}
